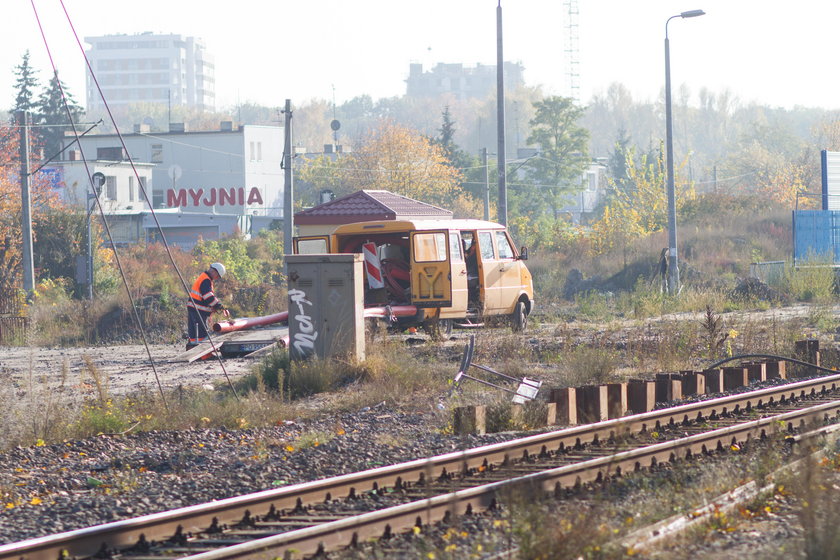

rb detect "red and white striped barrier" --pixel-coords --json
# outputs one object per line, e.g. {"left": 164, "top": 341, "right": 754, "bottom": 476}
{"left": 363, "top": 242, "right": 385, "bottom": 289}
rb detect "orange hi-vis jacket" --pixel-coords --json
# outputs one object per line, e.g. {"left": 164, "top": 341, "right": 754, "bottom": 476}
{"left": 188, "top": 271, "right": 221, "bottom": 312}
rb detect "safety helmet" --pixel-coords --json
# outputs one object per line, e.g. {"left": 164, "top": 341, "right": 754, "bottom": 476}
{"left": 209, "top": 262, "right": 226, "bottom": 278}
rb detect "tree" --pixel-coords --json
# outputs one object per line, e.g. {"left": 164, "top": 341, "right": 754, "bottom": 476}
{"left": 37, "top": 73, "right": 85, "bottom": 157}
{"left": 0, "top": 125, "right": 62, "bottom": 295}
{"left": 297, "top": 120, "right": 481, "bottom": 217}
{"left": 522, "top": 96, "right": 590, "bottom": 218}
{"left": 11, "top": 51, "right": 40, "bottom": 114}
{"left": 590, "top": 145, "right": 695, "bottom": 255}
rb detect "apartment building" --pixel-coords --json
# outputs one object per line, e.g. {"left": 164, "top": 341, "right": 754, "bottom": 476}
{"left": 85, "top": 32, "right": 215, "bottom": 112}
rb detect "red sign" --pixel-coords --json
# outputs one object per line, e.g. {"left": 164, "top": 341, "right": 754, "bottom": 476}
{"left": 167, "top": 187, "right": 264, "bottom": 208}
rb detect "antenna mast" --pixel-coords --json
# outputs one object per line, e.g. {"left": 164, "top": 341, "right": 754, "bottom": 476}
{"left": 564, "top": 0, "right": 580, "bottom": 103}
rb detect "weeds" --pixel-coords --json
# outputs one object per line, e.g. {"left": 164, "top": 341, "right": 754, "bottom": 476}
{"left": 700, "top": 305, "right": 728, "bottom": 360}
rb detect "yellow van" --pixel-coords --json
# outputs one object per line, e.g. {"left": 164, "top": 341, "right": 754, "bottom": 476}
{"left": 293, "top": 219, "right": 534, "bottom": 334}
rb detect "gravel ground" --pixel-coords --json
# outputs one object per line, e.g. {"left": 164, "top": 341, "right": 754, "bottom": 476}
{"left": 0, "top": 305, "right": 832, "bottom": 556}
{"left": 0, "top": 404, "right": 530, "bottom": 545}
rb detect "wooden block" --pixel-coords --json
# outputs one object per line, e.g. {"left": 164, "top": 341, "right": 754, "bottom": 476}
{"left": 795, "top": 339, "right": 820, "bottom": 377}
{"left": 606, "top": 383, "right": 628, "bottom": 419}
{"left": 546, "top": 402, "right": 558, "bottom": 426}
{"left": 746, "top": 362, "right": 767, "bottom": 383}
{"left": 723, "top": 367, "right": 749, "bottom": 390}
{"left": 627, "top": 380, "right": 656, "bottom": 414}
{"left": 704, "top": 368, "right": 724, "bottom": 393}
{"left": 655, "top": 373, "right": 674, "bottom": 402}
{"left": 765, "top": 360, "right": 786, "bottom": 380}
{"left": 679, "top": 372, "right": 705, "bottom": 395}
{"left": 655, "top": 374, "right": 681, "bottom": 402}
{"left": 549, "top": 387, "right": 577, "bottom": 426}
{"left": 454, "top": 405, "right": 486, "bottom": 435}
{"left": 577, "top": 385, "right": 608, "bottom": 424}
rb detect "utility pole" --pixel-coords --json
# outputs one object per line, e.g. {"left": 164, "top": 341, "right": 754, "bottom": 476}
{"left": 496, "top": 1, "right": 507, "bottom": 226}
{"left": 16, "top": 111, "right": 35, "bottom": 296}
{"left": 282, "top": 99, "right": 294, "bottom": 270}
{"left": 481, "top": 148, "right": 490, "bottom": 221}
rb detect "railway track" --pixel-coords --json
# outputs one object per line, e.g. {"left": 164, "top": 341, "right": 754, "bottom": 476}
{"left": 3, "top": 373, "right": 840, "bottom": 560}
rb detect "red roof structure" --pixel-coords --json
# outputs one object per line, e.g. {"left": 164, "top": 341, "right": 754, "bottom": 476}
{"left": 294, "top": 190, "right": 453, "bottom": 226}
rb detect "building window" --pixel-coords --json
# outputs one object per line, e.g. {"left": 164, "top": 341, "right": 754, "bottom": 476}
{"left": 139, "top": 176, "right": 147, "bottom": 200}
{"left": 249, "top": 141, "right": 255, "bottom": 162}
{"left": 257, "top": 142, "right": 262, "bottom": 162}
{"left": 97, "top": 147, "right": 123, "bottom": 160}
{"left": 152, "top": 189, "right": 164, "bottom": 208}
{"left": 128, "top": 176, "right": 134, "bottom": 202}
{"left": 151, "top": 144, "right": 163, "bottom": 163}
{"left": 105, "top": 176, "right": 117, "bottom": 200}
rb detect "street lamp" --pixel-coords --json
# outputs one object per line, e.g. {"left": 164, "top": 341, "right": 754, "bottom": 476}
{"left": 665, "top": 9, "right": 704, "bottom": 296}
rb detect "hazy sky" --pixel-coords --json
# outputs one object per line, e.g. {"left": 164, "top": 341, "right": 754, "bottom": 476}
{"left": 4, "top": 0, "right": 840, "bottom": 112}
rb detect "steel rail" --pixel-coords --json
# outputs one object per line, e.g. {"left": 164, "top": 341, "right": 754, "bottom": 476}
{"left": 2, "top": 374, "right": 839, "bottom": 560}
{"left": 154, "top": 399, "right": 840, "bottom": 559}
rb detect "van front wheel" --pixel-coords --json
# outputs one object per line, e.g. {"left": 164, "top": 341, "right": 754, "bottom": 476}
{"left": 511, "top": 301, "right": 527, "bottom": 332}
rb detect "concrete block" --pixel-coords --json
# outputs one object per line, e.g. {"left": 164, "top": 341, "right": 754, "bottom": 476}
{"left": 627, "top": 380, "right": 656, "bottom": 414}
{"left": 606, "top": 382, "right": 628, "bottom": 419}
{"left": 548, "top": 387, "right": 577, "bottom": 426}
{"left": 723, "top": 367, "right": 749, "bottom": 390}
{"left": 454, "top": 405, "right": 486, "bottom": 435}
{"left": 576, "top": 385, "right": 608, "bottom": 424}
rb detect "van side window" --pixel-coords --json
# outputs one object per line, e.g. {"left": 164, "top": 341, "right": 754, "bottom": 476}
{"left": 496, "top": 231, "right": 515, "bottom": 259}
{"left": 450, "top": 233, "right": 464, "bottom": 262}
{"left": 297, "top": 238, "right": 327, "bottom": 254}
{"left": 414, "top": 232, "right": 447, "bottom": 262}
{"left": 478, "top": 231, "right": 495, "bottom": 260}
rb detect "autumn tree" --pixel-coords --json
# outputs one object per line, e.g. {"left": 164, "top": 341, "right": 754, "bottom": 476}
{"left": 591, "top": 145, "right": 695, "bottom": 255}
{"left": 298, "top": 120, "right": 481, "bottom": 217}
{"left": 0, "top": 125, "right": 62, "bottom": 295}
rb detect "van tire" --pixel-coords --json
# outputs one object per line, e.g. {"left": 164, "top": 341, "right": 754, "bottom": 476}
{"left": 511, "top": 301, "right": 527, "bottom": 332}
{"left": 423, "top": 318, "right": 452, "bottom": 341}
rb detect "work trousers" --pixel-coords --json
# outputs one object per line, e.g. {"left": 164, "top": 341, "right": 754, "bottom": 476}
{"left": 187, "top": 306, "right": 211, "bottom": 348}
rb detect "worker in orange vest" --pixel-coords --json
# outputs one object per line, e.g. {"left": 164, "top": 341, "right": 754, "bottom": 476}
{"left": 186, "top": 262, "right": 230, "bottom": 350}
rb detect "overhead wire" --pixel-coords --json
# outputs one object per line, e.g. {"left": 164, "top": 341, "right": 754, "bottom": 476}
{"left": 57, "top": 0, "right": 239, "bottom": 400}
{"left": 29, "top": 0, "right": 169, "bottom": 405}
{"left": 38, "top": 0, "right": 239, "bottom": 399}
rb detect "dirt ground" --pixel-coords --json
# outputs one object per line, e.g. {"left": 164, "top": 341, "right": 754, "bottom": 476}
{"left": 0, "top": 303, "right": 829, "bottom": 401}
{"left": 0, "top": 343, "right": 262, "bottom": 399}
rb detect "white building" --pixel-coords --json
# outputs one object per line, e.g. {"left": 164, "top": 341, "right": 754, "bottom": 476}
{"left": 56, "top": 123, "right": 285, "bottom": 249}
{"left": 85, "top": 33, "right": 215, "bottom": 112}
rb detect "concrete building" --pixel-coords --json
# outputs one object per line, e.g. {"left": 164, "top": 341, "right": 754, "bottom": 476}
{"left": 85, "top": 33, "right": 215, "bottom": 112}
{"left": 56, "top": 123, "right": 285, "bottom": 249}
{"left": 406, "top": 62, "right": 525, "bottom": 100}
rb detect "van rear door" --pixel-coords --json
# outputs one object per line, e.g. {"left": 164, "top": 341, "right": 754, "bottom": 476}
{"left": 409, "top": 230, "right": 452, "bottom": 307}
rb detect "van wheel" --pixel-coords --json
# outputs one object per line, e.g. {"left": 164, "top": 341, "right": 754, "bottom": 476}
{"left": 423, "top": 319, "right": 452, "bottom": 341}
{"left": 511, "top": 301, "right": 527, "bottom": 333}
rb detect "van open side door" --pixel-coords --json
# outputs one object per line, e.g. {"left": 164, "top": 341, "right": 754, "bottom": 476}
{"left": 409, "top": 230, "right": 453, "bottom": 307}
{"left": 293, "top": 235, "right": 331, "bottom": 255}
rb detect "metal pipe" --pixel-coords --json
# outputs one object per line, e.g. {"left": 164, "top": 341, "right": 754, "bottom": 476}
{"left": 212, "top": 311, "right": 289, "bottom": 333}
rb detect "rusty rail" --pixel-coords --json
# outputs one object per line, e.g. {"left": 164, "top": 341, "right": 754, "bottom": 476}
{"left": 3, "top": 375, "right": 840, "bottom": 560}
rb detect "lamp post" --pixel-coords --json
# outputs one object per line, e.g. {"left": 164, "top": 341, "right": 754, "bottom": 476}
{"left": 665, "top": 9, "right": 704, "bottom": 296}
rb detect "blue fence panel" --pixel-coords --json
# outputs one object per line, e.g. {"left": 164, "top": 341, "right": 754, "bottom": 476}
{"left": 794, "top": 210, "right": 835, "bottom": 264}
